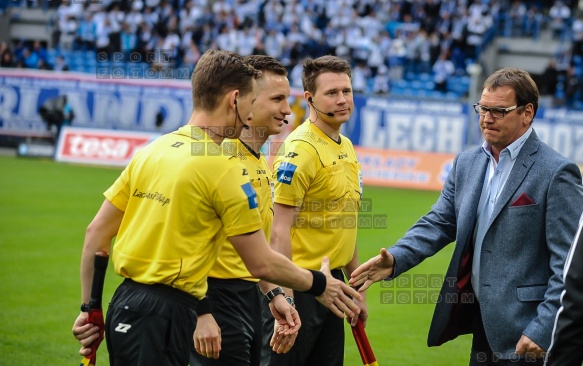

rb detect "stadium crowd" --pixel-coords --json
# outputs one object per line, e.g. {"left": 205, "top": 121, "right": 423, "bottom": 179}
{"left": 0, "top": 0, "right": 581, "bottom": 101}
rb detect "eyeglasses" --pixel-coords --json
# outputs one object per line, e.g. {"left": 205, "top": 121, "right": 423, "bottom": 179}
{"left": 473, "top": 103, "right": 520, "bottom": 119}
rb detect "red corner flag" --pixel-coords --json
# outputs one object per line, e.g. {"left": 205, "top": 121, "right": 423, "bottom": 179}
{"left": 352, "top": 318, "right": 379, "bottom": 366}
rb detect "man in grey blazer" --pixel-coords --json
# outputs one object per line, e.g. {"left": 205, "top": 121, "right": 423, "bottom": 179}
{"left": 350, "top": 67, "right": 583, "bottom": 365}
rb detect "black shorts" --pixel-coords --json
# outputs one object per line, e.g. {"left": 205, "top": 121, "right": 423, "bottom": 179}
{"left": 105, "top": 279, "right": 198, "bottom": 366}
{"left": 190, "top": 278, "right": 265, "bottom": 366}
{"left": 267, "top": 269, "right": 345, "bottom": 366}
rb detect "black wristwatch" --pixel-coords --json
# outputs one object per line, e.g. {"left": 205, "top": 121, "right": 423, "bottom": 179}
{"left": 264, "top": 287, "right": 285, "bottom": 302}
{"left": 80, "top": 303, "right": 91, "bottom": 312}
{"left": 285, "top": 296, "right": 295, "bottom": 307}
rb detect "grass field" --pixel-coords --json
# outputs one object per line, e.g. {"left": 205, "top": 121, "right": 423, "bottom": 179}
{"left": 0, "top": 155, "right": 471, "bottom": 365}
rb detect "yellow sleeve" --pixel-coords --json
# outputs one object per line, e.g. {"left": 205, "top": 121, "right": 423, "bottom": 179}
{"left": 214, "top": 161, "right": 263, "bottom": 236}
{"left": 273, "top": 141, "right": 318, "bottom": 207}
{"left": 104, "top": 166, "right": 131, "bottom": 211}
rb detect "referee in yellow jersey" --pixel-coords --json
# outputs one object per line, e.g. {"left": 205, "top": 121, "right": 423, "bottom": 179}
{"left": 71, "top": 50, "right": 361, "bottom": 366}
{"left": 267, "top": 55, "right": 367, "bottom": 366}
{"left": 189, "top": 55, "right": 293, "bottom": 365}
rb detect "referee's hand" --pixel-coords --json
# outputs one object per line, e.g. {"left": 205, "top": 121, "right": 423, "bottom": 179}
{"left": 268, "top": 295, "right": 301, "bottom": 335}
{"left": 269, "top": 295, "right": 301, "bottom": 354}
{"left": 193, "top": 314, "right": 222, "bottom": 359}
{"left": 316, "top": 257, "right": 362, "bottom": 319}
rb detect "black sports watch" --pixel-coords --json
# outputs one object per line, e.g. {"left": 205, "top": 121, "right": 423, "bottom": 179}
{"left": 264, "top": 287, "right": 285, "bottom": 302}
{"left": 80, "top": 303, "right": 91, "bottom": 312}
{"left": 285, "top": 296, "right": 295, "bottom": 307}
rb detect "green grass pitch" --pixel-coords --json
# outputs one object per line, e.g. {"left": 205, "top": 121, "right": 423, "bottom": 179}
{"left": 0, "top": 155, "right": 470, "bottom": 365}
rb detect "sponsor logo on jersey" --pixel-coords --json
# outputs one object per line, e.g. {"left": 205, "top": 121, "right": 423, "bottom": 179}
{"left": 277, "top": 162, "right": 297, "bottom": 185}
{"left": 286, "top": 151, "right": 299, "bottom": 158}
{"left": 241, "top": 182, "right": 259, "bottom": 209}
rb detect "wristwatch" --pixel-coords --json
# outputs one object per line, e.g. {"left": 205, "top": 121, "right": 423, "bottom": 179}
{"left": 80, "top": 303, "right": 91, "bottom": 312}
{"left": 264, "top": 287, "right": 285, "bottom": 302}
{"left": 285, "top": 296, "right": 295, "bottom": 307}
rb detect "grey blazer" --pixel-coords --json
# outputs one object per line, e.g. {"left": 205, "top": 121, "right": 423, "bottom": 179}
{"left": 388, "top": 130, "right": 583, "bottom": 358}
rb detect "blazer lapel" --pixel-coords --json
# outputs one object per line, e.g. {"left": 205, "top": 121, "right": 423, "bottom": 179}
{"left": 487, "top": 131, "right": 539, "bottom": 227}
{"left": 457, "top": 149, "right": 489, "bottom": 250}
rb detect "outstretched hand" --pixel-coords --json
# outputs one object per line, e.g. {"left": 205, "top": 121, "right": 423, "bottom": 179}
{"left": 349, "top": 248, "right": 395, "bottom": 292}
{"left": 315, "top": 257, "right": 362, "bottom": 319}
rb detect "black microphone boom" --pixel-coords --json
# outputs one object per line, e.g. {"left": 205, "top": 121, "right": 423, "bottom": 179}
{"left": 283, "top": 120, "right": 289, "bottom": 124}
{"left": 308, "top": 97, "right": 334, "bottom": 117}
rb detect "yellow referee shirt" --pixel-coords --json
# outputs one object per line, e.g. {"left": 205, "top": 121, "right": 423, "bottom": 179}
{"left": 104, "top": 125, "right": 263, "bottom": 299}
{"left": 208, "top": 138, "right": 274, "bottom": 282}
{"left": 273, "top": 120, "right": 362, "bottom": 270}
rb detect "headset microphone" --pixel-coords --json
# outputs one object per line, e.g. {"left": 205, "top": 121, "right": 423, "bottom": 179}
{"left": 234, "top": 100, "right": 250, "bottom": 130}
{"left": 283, "top": 119, "right": 289, "bottom": 124}
{"left": 308, "top": 97, "right": 334, "bottom": 117}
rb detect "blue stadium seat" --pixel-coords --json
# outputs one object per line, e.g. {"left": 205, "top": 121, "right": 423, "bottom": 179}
{"left": 417, "top": 73, "right": 431, "bottom": 82}
{"left": 410, "top": 80, "right": 423, "bottom": 90}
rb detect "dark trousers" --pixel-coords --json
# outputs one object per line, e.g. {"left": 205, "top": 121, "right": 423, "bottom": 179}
{"left": 190, "top": 278, "right": 264, "bottom": 366}
{"left": 268, "top": 269, "right": 345, "bottom": 366}
{"left": 470, "top": 303, "right": 544, "bottom": 366}
{"left": 105, "top": 279, "right": 198, "bottom": 366}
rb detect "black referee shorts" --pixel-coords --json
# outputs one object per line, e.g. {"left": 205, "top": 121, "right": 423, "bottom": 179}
{"left": 267, "top": 268, "right": 345, "bottom": 366}
{"left": 190, "top": 278, "right": 264, "bottom": 366}
{"left": 105, "top": 279, "right": 198, "bottom": 366}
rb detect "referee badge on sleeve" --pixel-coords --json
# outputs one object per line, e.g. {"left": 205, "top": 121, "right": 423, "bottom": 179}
{"left": 277, "top": 162, "right": 297, "bottom": 185}
{"left": 241, "top": 182, "right": 259, "bottom": 209}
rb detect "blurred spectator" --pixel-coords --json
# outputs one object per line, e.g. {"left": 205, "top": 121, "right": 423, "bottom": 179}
{"left": 216, "top": 24, "right": 237, "bottom": 52}
{"left": 120, "top": 22, "right": 137, "bottom": 55}
{"left": 37, "top": 58, "right": 52, "bottom": 70}
{"left": 32, "top": 41, "right": 48, "bottom": 64}
{"left": 372, "top": 65, "right": 390, "bottom": 95}
{"left": 0, "top": 53, "right": 12, "bottom": 68}
{"left": 236, "top": 26, "right": 257, "bottom": 56}
{"left": 352, "top": 59, "right": 371, "bottom": 94}
{"left": 564, "top": 65, "right": 582, "bottom": 107}
{"left": 522, "top": 5, "right": 543, "bottom": 40}
{"left": 432, "top": 52, "right": 455, "bottom": 93}
{"left": 125, "top": 1, "right": 144, "bottom": 34}
{"left": 289, "top": 58, "right": 304, "bottom": 88}
{"left": 53, "top": 55, "right": 69, "bottom": 71}
{"left": 108, "top": 3, "right": 125, "bottom": 53}
{"left": 504, "top": 0, "right": 525, "bottom": 37}
{"left": 182, "top": 38, "right": 201, "bottom": 70}
{"left": 540, "top": 60, "right": 559, "bottom": 96}
{"left": 0, "top": 41, "right": 15, "bottom": 68}
{"left": 59, "top": 15, "right": 77, "bottom": 51}
{"left": 95, "top": 18, "right": 112, "bottom": 57}
{"left": 76, "top": 13, "right": 96, "bottom": 51}
{"left": 22, "top": 47, "right": 39, "bottom": 68}
{"left": 549, "top": 1, "right": 571, "bottom": 41}
{"left": 572, "top": 14, "right": 583, "bottom": 58}
{"left": 38, "top": 95, "right": 75, "bottom": 142}
{"left": 264, "top": 28, "right": 285, "bottom": 59}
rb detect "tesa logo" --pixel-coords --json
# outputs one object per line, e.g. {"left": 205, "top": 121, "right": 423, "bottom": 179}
{"left": 65, "top": 134, "right": 137, "bottom": 160}
{"left": 56, "top": 127, "right": 159, "bottom": 166}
